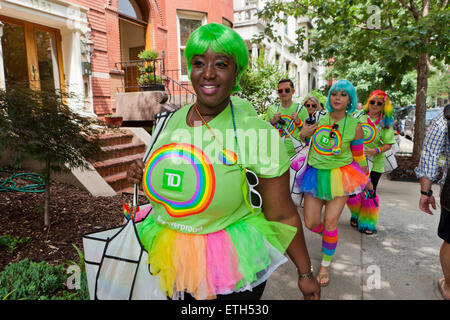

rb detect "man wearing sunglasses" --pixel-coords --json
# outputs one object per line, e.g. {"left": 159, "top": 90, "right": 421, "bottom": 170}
{"left": 265, "top": 78, "right": 309, "bottom": 158}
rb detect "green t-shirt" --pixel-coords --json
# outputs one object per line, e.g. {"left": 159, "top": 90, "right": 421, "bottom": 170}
{"left": 358, "top": 113, "right": 395, "bottom": 173}
{"left": 142, "top": 99, "right": 290, "bottom": 235}
{"left": 308, "top": 113, "right": 359, "bottom": 170}
{"left": 230, "top": 96, "right": 258, "bottom": 116}
{"left": 265, "top": 102, "right": 309, "bottom": 157}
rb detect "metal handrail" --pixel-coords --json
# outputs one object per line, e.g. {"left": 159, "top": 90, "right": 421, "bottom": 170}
{"left": 162, "top": 70, "right": 196, "bottom": 107}
{"left": 115, "top": 59, "right": 196, "bottom": 108}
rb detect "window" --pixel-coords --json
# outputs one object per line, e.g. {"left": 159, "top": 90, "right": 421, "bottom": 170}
{"left": 118, "top": 0, "right": 143, "bottom": 21}
{"left": 177, "top": 11, "right": 206, "bottom": 80}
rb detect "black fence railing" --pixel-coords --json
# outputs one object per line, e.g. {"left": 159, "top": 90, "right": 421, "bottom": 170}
{"left": 163, "top": 69, "right": 196, "bottom": 108}
{"left": 115, "top": 60, "right": 196, "bottom": 108}
{"left": 115, "top": 58, "right": 164, "bottom": 91}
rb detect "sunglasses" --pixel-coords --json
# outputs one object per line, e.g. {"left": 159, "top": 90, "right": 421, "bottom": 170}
{"left": 244, "top": 168, "right": 262, "bottom": 208}
{"left": 278, "top": 88, "right": 291, "bottom": 94}
{"left": 369, "top": 100, "right": 384, "bottom": 107}
{"left": 329, "top": 123, "right": 339, "bottom": 139}
{"left": 305, "top": 104, "right": 317, "bottom": 108}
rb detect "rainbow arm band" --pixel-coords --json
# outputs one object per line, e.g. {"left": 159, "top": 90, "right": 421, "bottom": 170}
{"left": 375, "top": 147, "right": 383, "bottom": 154}
{"left": 351, "top": 139, "right": 366, "bottom": 168}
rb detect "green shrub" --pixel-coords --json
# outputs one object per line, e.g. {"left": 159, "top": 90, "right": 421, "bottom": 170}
{"left": 0, "top": 235, "right": 30, "bottom": 252}
{"left": 0, "top": 258, "right": 88, "bottom": 300}
{"left": 0, "top": 259, "right": 66, "bottom": 300}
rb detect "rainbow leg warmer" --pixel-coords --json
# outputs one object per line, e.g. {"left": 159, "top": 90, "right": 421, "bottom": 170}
{"left": 347, "top": 193, "right": 362, "bottom": 226}
{"left": 310, "top": 223, "right": 324, "bottom": 235}
{"left": 321, "top": 228, "right": 338, "bottom": 267}
{"left": 357, "top": 194, "right": 380, "bottom": 233}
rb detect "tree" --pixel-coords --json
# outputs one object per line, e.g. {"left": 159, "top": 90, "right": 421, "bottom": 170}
{"left": 326, "top": 60, "right": 417, "bottom": 106}
{"left": 239, "top": 48, "right": 288, "bottom": 115}
{"left": 0, "top": 87, "right": 102, "bottom": 227}
{"left": 258, "top": 0, "right": 449, "bottom": 160}
{"left": 427, "top": 66, "right": 450, "bottom": 106}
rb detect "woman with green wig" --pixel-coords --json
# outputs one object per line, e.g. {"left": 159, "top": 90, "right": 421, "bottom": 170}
{"left": 127, "top": 23, "right": 320, "bottom": 300}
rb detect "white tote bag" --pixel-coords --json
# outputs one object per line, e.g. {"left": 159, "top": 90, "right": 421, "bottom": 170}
{"left": 82, "top": 112, "right": 174, "bottom": 300}
{"left": 83, "top": 213, "right": 166, "bottom": 300}
{"left": 366, "top": 150, "right": 398, "bottom": 173}
{"left": 285, "top": 110, "right": 325, "bottom": 196}
{"left": 384, "top": 148, "right": 398, "bottom": 173}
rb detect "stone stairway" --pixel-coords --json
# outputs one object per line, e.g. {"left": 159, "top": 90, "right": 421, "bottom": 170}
{"left": 92, "top": 130, "right": 146, "bottom": 195}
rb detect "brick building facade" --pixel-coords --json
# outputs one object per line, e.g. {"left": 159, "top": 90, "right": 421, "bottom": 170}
{"left": 0, "top": 0, "right": 234, "bottom": 117}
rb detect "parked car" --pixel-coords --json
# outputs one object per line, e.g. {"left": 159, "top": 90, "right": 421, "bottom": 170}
{"left": 404, "top": 107, "right": 442, "bottom": 140}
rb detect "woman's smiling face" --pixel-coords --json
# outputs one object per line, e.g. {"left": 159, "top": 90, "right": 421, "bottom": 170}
{"left": 190, "top": 47, "right": 237, "bottom": 112}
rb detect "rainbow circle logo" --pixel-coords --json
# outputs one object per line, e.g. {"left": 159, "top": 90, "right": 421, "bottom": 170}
{"left": 143, "top": 143, "right": 215, "bottom": 218}
{"left": 311, "top": 125, "right": 343, "bottom": 156}
{"left": 361, "top": 123, "right": 377, "bottom": 144}
{"left": 275, "top": 115, "right": 301, "bottom": 136}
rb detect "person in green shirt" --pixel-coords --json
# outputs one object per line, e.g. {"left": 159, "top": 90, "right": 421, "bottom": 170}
{"left": 347, "top": 90, "right": 395, "bottom": 235}
{"left": 296, "top": 80, "right": 372, "bottom": 287}
{"left": 127, "top": 23, "right": 320, "bottom": 300}
{"left": 265, "top": 79, "right": 309, "bottom": 158}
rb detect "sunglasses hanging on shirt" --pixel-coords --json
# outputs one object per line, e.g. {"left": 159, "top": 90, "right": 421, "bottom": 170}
{"left": 329, "top": 123, "right": 339, "bottom": 139}
{"left": 195, "top": 101, "right": 263, "bottom": 211}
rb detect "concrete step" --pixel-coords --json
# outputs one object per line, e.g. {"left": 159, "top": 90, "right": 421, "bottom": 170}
{"left": 103, "top": 172, "right": 131, "bottom": 192}
{"left": 98, "top": 142, "right": 146, "bottom": 161}
{"left": 98, "top": 131, "right": 134, "bottom": 147}
{"left": 92, "top": 153, "right": 144, "bottom": 178}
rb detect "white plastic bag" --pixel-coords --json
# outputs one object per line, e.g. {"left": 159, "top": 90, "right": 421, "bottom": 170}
{"left": 82, "top": 112, "right": 175, "bottom": 300}
{"left": 83, "top": 210, "right": 167, "bottom": 300}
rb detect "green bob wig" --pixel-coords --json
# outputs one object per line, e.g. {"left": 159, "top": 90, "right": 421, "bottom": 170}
{"left": 184, "top": 23, "right": 249, "bottom": 93}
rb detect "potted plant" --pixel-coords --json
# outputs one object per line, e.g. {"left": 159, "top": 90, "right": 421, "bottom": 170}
{"left": 137, "top": 49, "right": 165, "bottom": 91}
{"left": 103, "top": 114, "right": 123, "bottom": 127}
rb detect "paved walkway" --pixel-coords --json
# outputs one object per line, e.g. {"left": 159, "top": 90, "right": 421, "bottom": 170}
{"left": 262, "top": 137, "right": 445, "bottom": 300}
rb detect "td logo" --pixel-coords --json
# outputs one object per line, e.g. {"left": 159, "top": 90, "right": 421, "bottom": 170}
{"left": 320, "top": 136, "right": 330, "bottom": 145}
{"left": 162, "top": 169, "right": 184, "bottom": 192}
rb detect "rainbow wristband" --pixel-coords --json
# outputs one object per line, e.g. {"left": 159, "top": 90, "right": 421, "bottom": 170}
{"left": 375, "top": 147, "right": 383, "bottom": 154}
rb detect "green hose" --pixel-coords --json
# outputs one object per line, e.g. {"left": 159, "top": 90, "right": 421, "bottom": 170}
{"left": 0, "top": 171, "right": 46, "bottom": 193}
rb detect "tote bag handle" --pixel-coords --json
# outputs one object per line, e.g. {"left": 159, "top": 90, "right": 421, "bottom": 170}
{"left": 132, "top": 111, "right": 174, "bottom": 207}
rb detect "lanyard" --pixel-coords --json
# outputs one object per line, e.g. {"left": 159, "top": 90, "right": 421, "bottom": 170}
{"left": 194, "top": 101, "right": 245, "bottom": 171}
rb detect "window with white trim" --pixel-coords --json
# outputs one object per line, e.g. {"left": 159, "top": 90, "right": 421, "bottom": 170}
{"left": 177, "top": 11, "right": 206, "bottom": 81}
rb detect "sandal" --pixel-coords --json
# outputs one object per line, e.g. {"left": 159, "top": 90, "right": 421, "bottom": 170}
{"left": 438, "top": 278, "right": 450, "bottom": 300}
{"left": 362, "top": 229, "right": 377, "bottom": 235}
{"left": 316, "top": 268, "right": 330, "bottom": 287}
{"left": 350, "top": 218, "right": 358, "bottom": 228}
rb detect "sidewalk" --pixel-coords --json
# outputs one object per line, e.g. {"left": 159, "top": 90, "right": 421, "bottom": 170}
{"left": 262, "top": 161, "right": 445, "bottom": 300}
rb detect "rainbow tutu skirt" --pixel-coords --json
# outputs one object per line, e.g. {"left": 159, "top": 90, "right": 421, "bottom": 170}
{"left": 136, "top": 213, "right": 296, "bottom": 300}
{"left": 297, "top": 161, "right": 368, "bottom": 201}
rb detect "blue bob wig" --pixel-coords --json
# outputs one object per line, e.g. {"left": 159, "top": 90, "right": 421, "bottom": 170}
{"left": 325, "top": 80, "right": 358, "bottom": 113}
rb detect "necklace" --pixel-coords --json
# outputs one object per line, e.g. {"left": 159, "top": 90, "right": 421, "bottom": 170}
{"left": 368, "top": 112, "right": 382, "bottom": 126}
{"left": 194, "top": 101, "right": 244, "bottom": 170}
{"left": 188, "top": 104, "right": 223, "bottom": 126}
{"left": 328, "top": 112, "right": 347, "bottom": 155}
